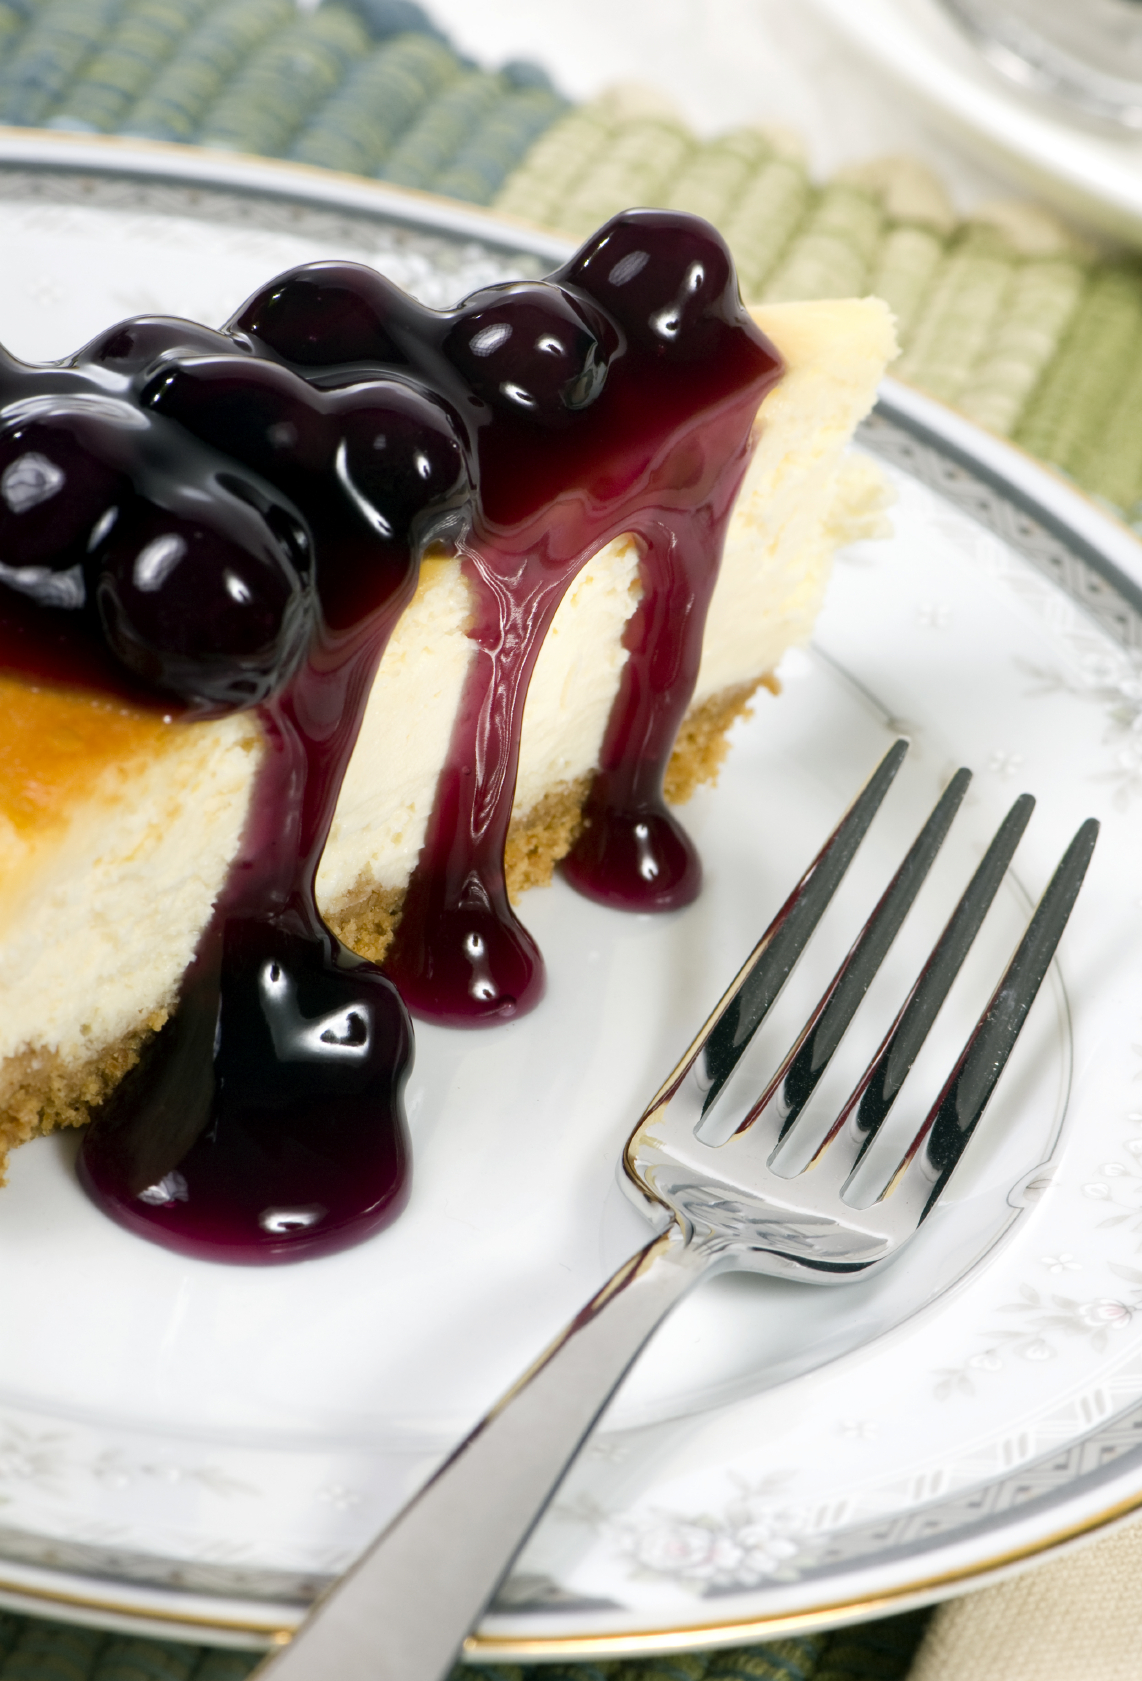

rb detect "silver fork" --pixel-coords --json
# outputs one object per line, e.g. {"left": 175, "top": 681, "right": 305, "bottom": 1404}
{"left": 255, "top": 740, "right": 1098, "bottom": 1681}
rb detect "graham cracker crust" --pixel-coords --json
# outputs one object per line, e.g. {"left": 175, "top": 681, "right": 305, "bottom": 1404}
{"left": 2, "top": 677, "right": 772, "bottom": 1171}
{"left": 504, "top": 773, "right": 592, "bottom": 901}
{"left": 327, "top": 675, "right": 771, "bottom": 959}
{"left": 664, "top": 677, "right": 773, "bottom": 804}
{"left": 325, "top": 882, "right": 404, "bottom": 967}
{"left": 0, "top": 1007, "right": 168, "bottom": 1186}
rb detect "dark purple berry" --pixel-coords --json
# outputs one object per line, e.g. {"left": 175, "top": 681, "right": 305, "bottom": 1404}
{"left": 142, "top": 355, "right": 472, "bottom": 629}
{"left": 96, "top": 481, "right": 311, "bottom": 711}
{"left": 314, "top": 381, "right": 472, "bottom": 629}
{"left": 78, "top": 317, "right": 237, "bottom": 381}
{"left": 0, "top": 417, "right": 129, "bottom": 611}
{"left": 330, "top": 381, "right": 471, "bottom": 549}
{"left": 228, "top": 262, "right": 428, "bottom": 370}
{"left": 141, "top": 355, "right": 329, "bottom": 478}
{"left": 443, "top": 282, "right": 616, "bottom": 426}
{"left": 560, "top": 209, "right": 741, "bottom": 363}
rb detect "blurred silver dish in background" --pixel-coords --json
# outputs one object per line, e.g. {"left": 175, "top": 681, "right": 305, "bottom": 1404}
{"left": 940, "top": 0, "right": 1142, "bottom": 127}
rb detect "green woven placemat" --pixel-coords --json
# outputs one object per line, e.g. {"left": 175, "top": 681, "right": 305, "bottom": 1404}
{"left": 0, "top": 0, "right": 1136, "bottom": 523}
{"left": 0, "top": 1606, "right": 931, "bottom": 1679}
{"left": 0, "top": 0, "right": 1137, "bottom": 523}
{"left": 496, "top": 94, "right": 1137, "bottom": 523}
{"left": 0, "top": 0, "right": 567, "bottom": 196}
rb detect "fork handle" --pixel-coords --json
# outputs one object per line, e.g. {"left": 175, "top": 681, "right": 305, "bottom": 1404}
{"left": 253, "top": 1224, "right": 715, "bottom": 1681}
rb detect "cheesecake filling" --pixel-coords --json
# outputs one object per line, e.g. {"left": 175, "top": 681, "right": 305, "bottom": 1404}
{"left": 0, "top": 210, "right": 785, "bottom": 1261}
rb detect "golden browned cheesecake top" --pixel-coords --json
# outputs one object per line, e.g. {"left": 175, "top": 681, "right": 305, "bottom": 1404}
{"left": 0, "top": 676, "right": 177, "bottom": 834}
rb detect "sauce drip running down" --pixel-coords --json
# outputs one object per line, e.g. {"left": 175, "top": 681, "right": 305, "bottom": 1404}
{"left": 0, "top": 210, "right": 782, "bottom": 1262}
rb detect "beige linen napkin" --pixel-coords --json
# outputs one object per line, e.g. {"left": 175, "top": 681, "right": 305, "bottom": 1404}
{"left": 909, "top": 1514, "right": 1142, "bottom": 1681}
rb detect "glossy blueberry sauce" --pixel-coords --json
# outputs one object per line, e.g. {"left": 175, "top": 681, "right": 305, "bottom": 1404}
{"left": 0, "top": 210, "right": 782, "bottom": 1261}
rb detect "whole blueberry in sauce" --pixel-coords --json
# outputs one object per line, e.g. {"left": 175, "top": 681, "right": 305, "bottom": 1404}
{"left": 230, "top": 261, "right": 424, "bottom": 371}
{"left": 0, "top": 210, "right": 782, "bottom": 1261}
{"left": 96, "top": 489, "right": 311, "bottom": 712}
{"left": 442, "top": 281, "right": 617, "bottom": 425}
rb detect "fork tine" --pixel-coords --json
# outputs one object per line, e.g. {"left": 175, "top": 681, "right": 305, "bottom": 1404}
{"left": 744, "top": 766, "right": 973, "bottom": 1160}
{"left": 654, "top": 738, "right": 909, "bottom": 1120}
{"left": 802, "top": 793, "right": 1035, "bottom": 1180}
{"left": 881, "top": 816, "right": 1099, "bottom": 1220}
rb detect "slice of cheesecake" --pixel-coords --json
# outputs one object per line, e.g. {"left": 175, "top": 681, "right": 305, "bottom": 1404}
{"left": 0, "top": 294, "right": 895, "bottom": 1183}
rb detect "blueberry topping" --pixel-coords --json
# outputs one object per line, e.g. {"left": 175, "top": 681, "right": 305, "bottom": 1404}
{"left": 560, "top": 208, "right": 742, "bottom": 363}
{"left": 0, "top": 416, "right": 128, "bottom": 606}
{"left": 140, "top": 354, "right": 327, "bottom": 478}
{"left": 81, "top": 316, "right": 237, "bottom": 381}
{"left": 229, "top": 260, "right": 427, "bottom": 370}
{"left": 96, "top": 484, "right": 312, "bottom": 711}
{"left": 79, "top": 919, "right": 413, "bottom": 1264}
{"left": 443, "top": 281, "right": 615, "bottom": 424}
{"left": 141, "top": 356, "right": 473, "bottom": 629}
{"left": 332, "top": 385, "right": 472, "bottom": 551}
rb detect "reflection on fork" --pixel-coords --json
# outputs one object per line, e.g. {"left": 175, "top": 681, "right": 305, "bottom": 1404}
{"left": 255, "top": 739, "right": 1098, "bottom": 1681}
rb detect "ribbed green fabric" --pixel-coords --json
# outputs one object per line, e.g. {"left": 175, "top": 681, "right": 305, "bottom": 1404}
{"left": 434, "top": 84, "right": 566, "bottom": 206}
{"left": 956, "top": 251, "right": 1086, "bottom": 437}
{"left": 46, "top": 0, "right": 212, "bottom": 134}
{"left": 190, "top": 1655, "right": 261, "bottom": 1681}
{"left": 493, "top": 100, "right": 616, "bottom": 226}
{"left": 894, "top": 222, "right": 1019, "bottom": 403}
{"left": 0, "top": 0, "right": 1137, "bottom": 528}
{"left": 90, "top": 1635, "right": 199, "bottom": 1681}
{"left": 617, "top": 1654, "right": 709, "bottom": 1681}
{"left": 662, "top": 127, "right": 772, "bottom": 228}
{"left": 0, "top": 2, "right": 35, "bottom": 53}
{"left": 814, "top": 1610, "right": 930, "bottom": 1681}
{"left": 498, "top": 103, "right": 1142, "bottom": 518}
{"left": 377, "top": 65, "right": 504, "bottom": 189}
{"left": 0, "top": 1615, "right": 23, "bottom": 1668}
{"left": 705, "top": 1634, "right": 829, "bottom": 1678}
{"left": 1015, "top": 262, "right": 1142, "bottom": 479}
{"left": 866, "top": 224, "right": 945, "bottom": 340}
{"left": 289, "top": 30, "right": 457, "bottom": 174}
{"left": 715, "top": 151, "right": 812, "bottom": 299}
{"left": 0, "top": 0, "right": 124, "bottom": 127}
{"left": 120, "top": 0, "right": 293, "bottom": 142}
{"left": 557, "top": 113, "right": 694, "bottom": 240}
{"left": 1070, "top": 335, "right": 1142, "bottom": 514}
{"left": 196, "top": 6, "right": 369, "bottom": 156}
{"left": 0, "top": 1621, "right": 105, "bottom": 1681}
{"left": 0, "top": 1612, "right": 932, "bottom": 1681}
{"left": 763, "top": 181, "right": 885, "bottom": 302}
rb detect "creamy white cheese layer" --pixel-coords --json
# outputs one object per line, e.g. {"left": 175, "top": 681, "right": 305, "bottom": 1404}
{"left": 695, "top": 298, "right": 897, "bottom": 705}
{"left": 0, "top": 713, "right": 259, "bottom": 1067}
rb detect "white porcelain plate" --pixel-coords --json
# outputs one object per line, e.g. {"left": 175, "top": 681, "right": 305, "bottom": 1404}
{"left": 1, "top": 139, "right": 1142, "bottom": 1665}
